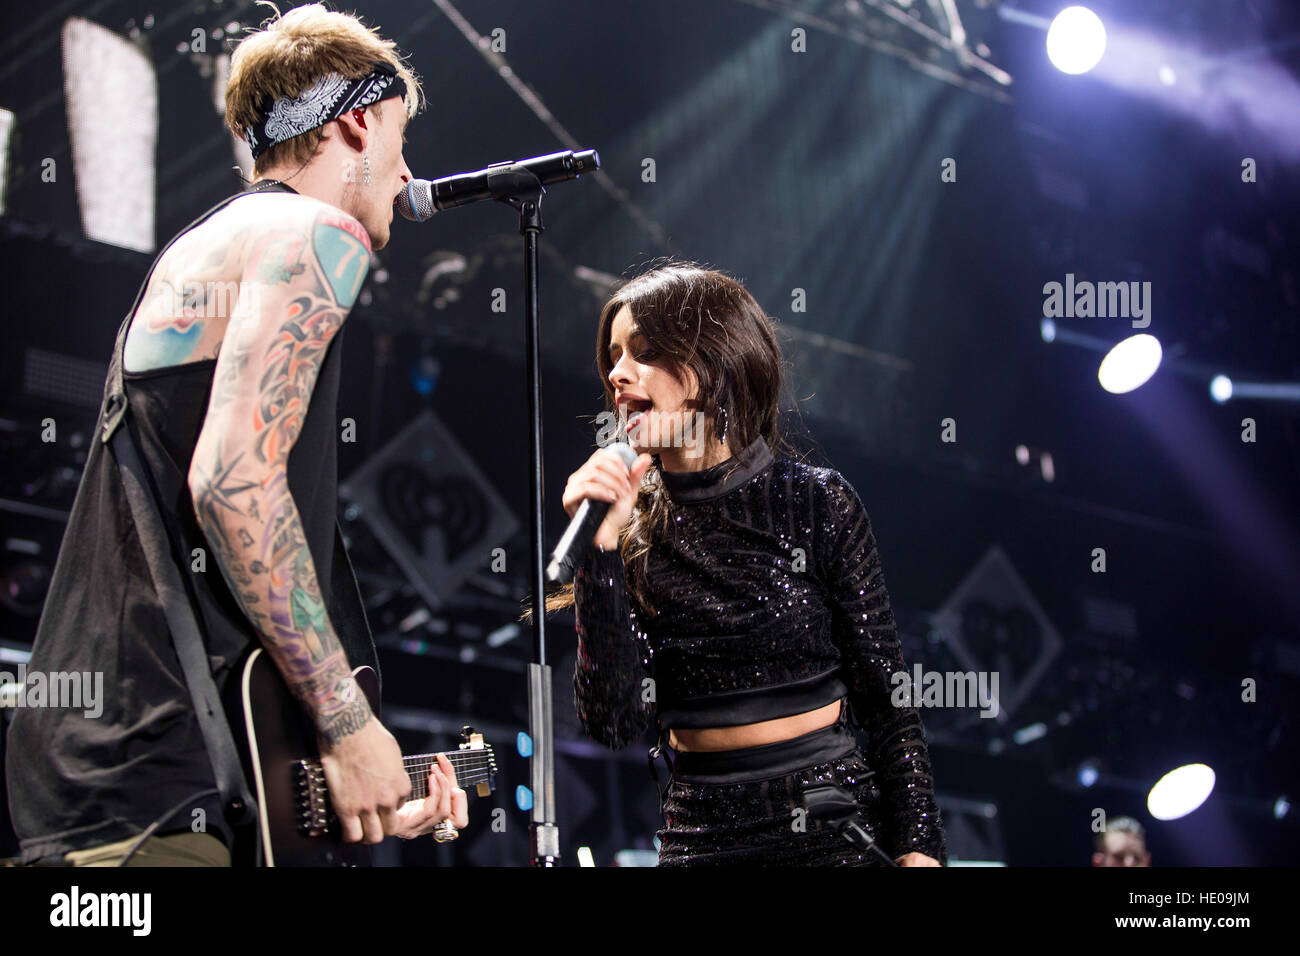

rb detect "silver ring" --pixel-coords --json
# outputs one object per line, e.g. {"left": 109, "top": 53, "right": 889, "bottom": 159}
{"left": 432, "top": 819, "right": 459, "bottom": 843}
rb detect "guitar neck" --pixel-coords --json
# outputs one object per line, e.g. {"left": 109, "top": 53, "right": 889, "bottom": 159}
{"left": 403, "top": 750, "right": 492, "bottom": 799}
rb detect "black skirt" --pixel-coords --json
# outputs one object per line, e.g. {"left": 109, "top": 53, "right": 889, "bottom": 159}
{"left": 655, "top": 703, "right": 893, "bottom": 866}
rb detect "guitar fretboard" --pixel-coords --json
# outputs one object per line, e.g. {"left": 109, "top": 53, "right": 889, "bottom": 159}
{"left": 403, "top": 750, "right": 494, "bottom": 800}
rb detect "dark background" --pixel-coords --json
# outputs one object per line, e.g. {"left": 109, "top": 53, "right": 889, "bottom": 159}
{"left": 1, "top": 0, "right": 1297, "bottom": 865}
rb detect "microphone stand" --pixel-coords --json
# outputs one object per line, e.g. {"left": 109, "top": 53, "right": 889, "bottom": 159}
{"left": 412, "top": 150, "right": 596, "bottom": 866}
{"left": 493, "top": 165, "right": 558, "bottom": 867}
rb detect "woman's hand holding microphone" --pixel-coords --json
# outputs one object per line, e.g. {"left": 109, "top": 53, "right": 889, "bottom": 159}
{"left": 561, "top": 446, "right": 654, "bottom": 552}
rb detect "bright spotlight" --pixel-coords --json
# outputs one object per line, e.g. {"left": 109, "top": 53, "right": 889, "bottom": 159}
{"left": 1046, "top": 6, "right": 1107, "bottom": 75}
{"left": 1158, "top": 65, "right": 1176, "bottom": 86}
{"left": 1015, "top": 444, "right": 1031, "bottom": 465}
{"left": 63, "top": 17, "right": 158, "bottom": 251}
{"left": 1078, "top": 760, "right": 1100, "bottom": 788}
{"left": 1041, "top": 317, "right": 1057, "bottom": 343}
{"left": 1275, "top": 796, "right": 1290, "bottom": 820}
{"left": 1098, "top": 334, "right": 1162, "bottom": 394}
{"left": 1210, "top": 375, "right": 1233, "bottom": 403}
{"left": 1148, "top": 763, "right": 1215, "bottom": 820}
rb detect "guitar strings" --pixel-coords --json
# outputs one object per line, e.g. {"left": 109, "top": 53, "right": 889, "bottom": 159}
{"left": 306, "top": 752, "right": 498, "bottom": 801}
{"left": 403, "top": 759, "right": 493, "bottom": 775}
{"left": 403, "top": 762, "right": 495, "bottom": 776}
{"left": 402, "top": 753, "right": 496, "bottom": 796}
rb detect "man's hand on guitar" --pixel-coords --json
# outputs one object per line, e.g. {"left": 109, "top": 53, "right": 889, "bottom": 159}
{"left": 393, "top": 753, "right": 469, "bottom": 840}
{"left": 317, "top": 716, "right": 413, "bottom": 844}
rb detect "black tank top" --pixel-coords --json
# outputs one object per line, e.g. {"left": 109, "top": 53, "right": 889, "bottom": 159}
{"left": 5, "top": 181, "right": 378, "bottom": 861}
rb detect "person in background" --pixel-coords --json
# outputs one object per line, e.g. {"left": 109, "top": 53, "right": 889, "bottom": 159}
{"left": 1092, "top": 815, "right": 1151, "bottom": 867}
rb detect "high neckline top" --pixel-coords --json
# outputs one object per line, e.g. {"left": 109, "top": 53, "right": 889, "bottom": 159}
{"left": 658, "top": 436, "right": 774, "bottom": 503}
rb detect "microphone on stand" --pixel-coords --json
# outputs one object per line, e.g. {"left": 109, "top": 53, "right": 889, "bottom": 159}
{"left": 397, "top": 149, "right": 601, "bottom": 222}
{"left": 546, "top": 443, "right": 637, "bottom": 585}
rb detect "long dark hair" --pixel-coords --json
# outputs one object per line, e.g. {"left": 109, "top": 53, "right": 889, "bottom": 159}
{"left": 545, "top": 261, "right": 790, "bottom": 616}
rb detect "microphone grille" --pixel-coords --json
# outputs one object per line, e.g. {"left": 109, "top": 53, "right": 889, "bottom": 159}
{"left": 396, "top": 180, "right": 434, "bottom": 222}
{"left": 603, "top": 442, "right": 638, "bottom": 469}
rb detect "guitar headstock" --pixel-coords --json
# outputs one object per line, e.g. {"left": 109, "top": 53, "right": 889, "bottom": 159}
{"left": 459, "top": 725, "right": 498, "bottom": 798}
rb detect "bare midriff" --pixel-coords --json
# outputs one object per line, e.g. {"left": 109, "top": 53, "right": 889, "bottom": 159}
{"left": 668, "top": 699, "right": 841, "bottom": 752}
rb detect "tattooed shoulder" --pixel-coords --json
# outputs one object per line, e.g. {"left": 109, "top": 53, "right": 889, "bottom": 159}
{"left": 310, "top": 210, "right": 371, "bottom": 309}
{"left": 124, "top": 214, "right": 259, "bottom": 373}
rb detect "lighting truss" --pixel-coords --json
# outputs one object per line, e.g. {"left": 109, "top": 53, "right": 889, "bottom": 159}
{"left": 735, "top": 0, "right": 1013, "bottom": 101}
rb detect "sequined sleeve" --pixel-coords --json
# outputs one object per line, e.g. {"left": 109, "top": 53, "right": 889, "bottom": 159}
{"left": 817, "top": 472, "right": 948, "bottom": 865}
{"left": 572, "top": 546, "right": 656, "bottom": 750}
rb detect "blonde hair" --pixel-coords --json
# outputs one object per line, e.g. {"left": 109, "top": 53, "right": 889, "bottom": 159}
{"left": 225, "top": 2, "right": 424, "bottom": 175}
{"left": 1094, "top": 815, "right": 1146, "bottom": 852}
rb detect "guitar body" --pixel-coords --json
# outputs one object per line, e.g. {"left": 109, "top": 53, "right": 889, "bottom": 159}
{"left": 235, "top": 647, "right": 496, "bottom": 867}
{"left": 240, "top": 648, "right": 379, "bottom": 867}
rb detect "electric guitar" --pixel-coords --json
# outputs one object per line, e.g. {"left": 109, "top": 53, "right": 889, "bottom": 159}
{"left": 237, "top": 646, "right": 497, "bottom": 866}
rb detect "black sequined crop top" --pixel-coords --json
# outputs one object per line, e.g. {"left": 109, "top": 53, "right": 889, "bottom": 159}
{"left": 572, "top": 437, "right": 946, "bottom": 860}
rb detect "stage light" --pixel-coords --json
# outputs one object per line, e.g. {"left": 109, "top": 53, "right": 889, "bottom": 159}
{"left": 1078, "top": 760, "right": 1100, "bottom": 788}
{"left": 1039, "top": 451, "right": 1055, "bottom": 482}
{"left": 1046, "top": 6, "right": 1107, "bottom": 75}
{"left": 0, "top": 108, "right": 13, "bottom": 215}
{"left": 62, "top": 17, "right": 158, "bottom": 251}
{"left": 1040, "top": 317, "right": 1057, "bottom": 342}
{"left": 614, "top": 849, "right": 660, "bottom": 867}
{"left": 576, "top": 846, "right": 596, "bottom": 867}
{"left": 485, "top": 622, "right": 520, "bottom": 647}
{"left": 514, "top": 785, "right": 533, "bottom": 811}
{"left": 1158, "top": 65, "right": 1176, "bottom": 86}
{"left": 1013, "top": 722, "right": 1047, "bottom": 745}
{"left": 1098, "top": 334, "right": 1162, "bottom": 394}
{"left": 1275, "top": 796, "right": 1290, "bottom": 820}
{"left": 1015, "top": 444, "right": 1031, "bottom": 465}
{"left": 409, "top": 356, "right": 441, "bottom": 397}
{"left": 1210, "top": 375, "right": 1233, "bottom": 403}
{"left": 1217, "top": 380, "right": 1300, "bottom": 404}
{"left": 1147, "top": 763, "right": 1215, "bottom": 820}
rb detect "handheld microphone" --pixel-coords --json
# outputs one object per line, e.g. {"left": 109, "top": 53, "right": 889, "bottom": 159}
{"left": 546, "top": 442, "right": 637, "bottom": 585}
{"left": 397, "top": 149, "right": 601, "bottom": 222}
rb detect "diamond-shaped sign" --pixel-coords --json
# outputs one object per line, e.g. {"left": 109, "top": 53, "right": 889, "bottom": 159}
{"left": 935, "top": 545, "right": 1063, "bottom": 721}
{"left": 341, "top": 410, "right": 518, "bottom": 610}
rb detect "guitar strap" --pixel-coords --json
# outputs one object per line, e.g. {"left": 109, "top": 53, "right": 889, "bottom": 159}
{"left": 108, "top": 416, "right": 258, "bottom": 832}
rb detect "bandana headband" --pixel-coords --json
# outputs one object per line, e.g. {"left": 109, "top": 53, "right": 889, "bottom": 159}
{"left": 244, "top": 61, "right": 407, "bottom": 160}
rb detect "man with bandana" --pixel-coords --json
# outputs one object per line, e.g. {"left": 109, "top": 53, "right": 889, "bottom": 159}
{"left": 5, "top": 4, "right": 468, "bottom": 866}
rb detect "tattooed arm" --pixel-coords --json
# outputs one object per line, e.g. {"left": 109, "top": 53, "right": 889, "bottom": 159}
{"left": 187, "top": 202, "right": 430, "bottom": 843}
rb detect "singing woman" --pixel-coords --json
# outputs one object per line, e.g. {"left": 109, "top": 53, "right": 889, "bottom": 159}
{"left": 553, "top": 262, "right": 946, "bottom": 866}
